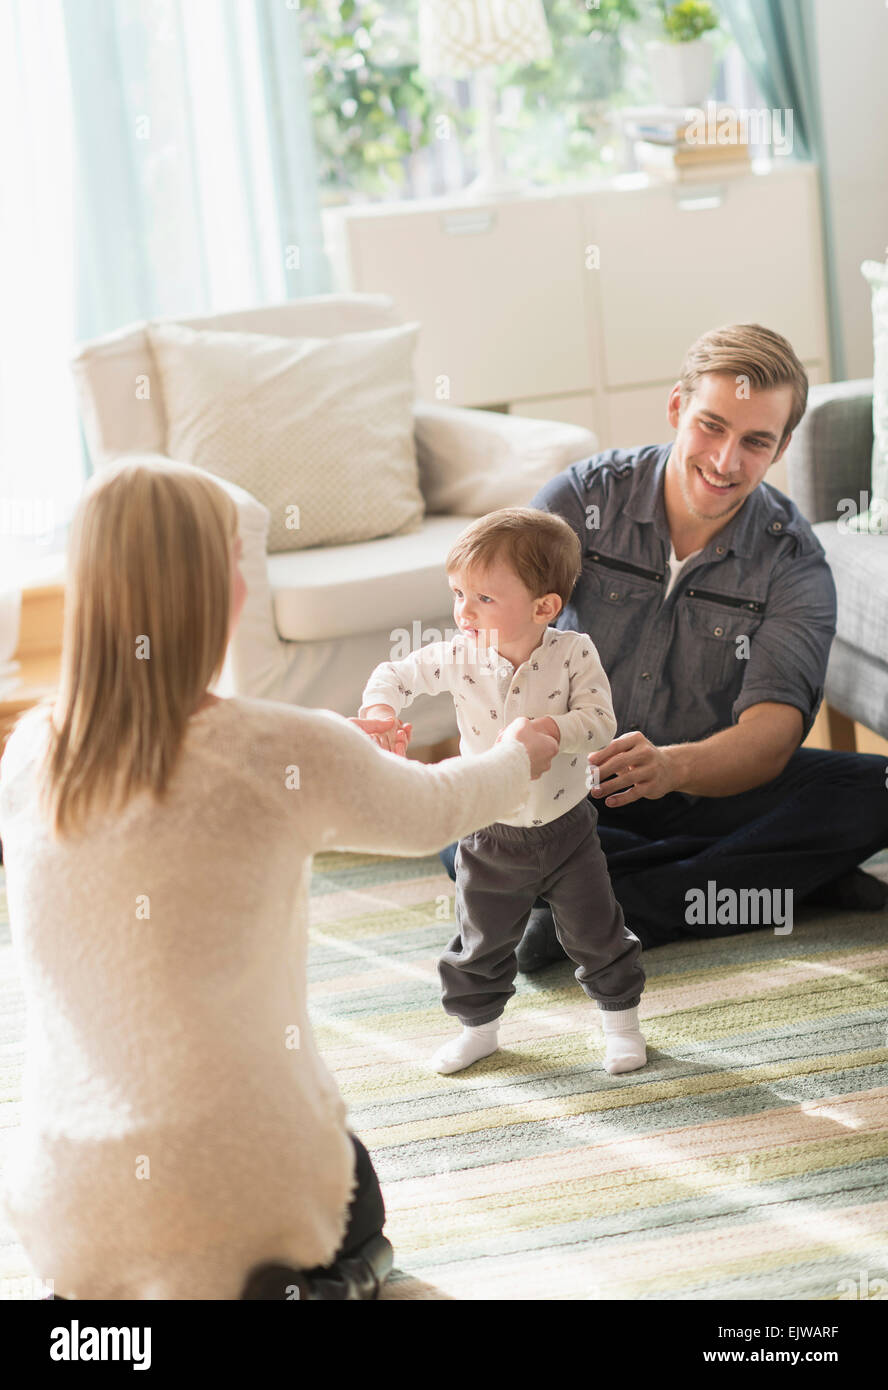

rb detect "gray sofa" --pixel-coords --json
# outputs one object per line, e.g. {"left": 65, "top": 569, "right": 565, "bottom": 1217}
{"left": 785, "top": 378, "right": 888, "bottom": 745}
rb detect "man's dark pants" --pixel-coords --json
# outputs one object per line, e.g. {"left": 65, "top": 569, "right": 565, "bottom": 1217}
{"left": 439, "top": 748, "right": 888, "bottom": 948}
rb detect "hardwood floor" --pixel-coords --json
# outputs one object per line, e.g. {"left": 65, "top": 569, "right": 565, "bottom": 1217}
{"left": 805, "top": 703, "right": 888, "bottom": 759}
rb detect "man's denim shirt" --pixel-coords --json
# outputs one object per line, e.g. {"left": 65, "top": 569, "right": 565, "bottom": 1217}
{"left": 533, "top": 444, "right": 837, "bottom": 749}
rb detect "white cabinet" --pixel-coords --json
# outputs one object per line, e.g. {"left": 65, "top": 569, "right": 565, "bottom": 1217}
{"left": 326, "top": 193, "right": 596, "bottom": 407}
{"left": 604, "top": 384, "right": 676, "bottom": 449}
{"left": 323, "top": 163, "right": 831, "bottom": 451}
{"left": 584, "top": 169, "right": 828, "bottom": 390}
{"left": 509, "top": 391, "right": 599, "bottom": 432}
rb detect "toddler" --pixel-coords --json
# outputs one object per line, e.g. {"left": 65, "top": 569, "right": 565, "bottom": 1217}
{"left": 359, "top": 508, "right": 646, "bottom": 1076}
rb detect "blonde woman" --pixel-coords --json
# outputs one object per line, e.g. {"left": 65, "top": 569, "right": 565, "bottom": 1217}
{"left": 0, "top": 457, "right": 557, "bottom": 1301}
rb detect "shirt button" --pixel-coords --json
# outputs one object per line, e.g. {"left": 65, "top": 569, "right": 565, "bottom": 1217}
{"left": 641, "top": 671, "right": 651, "bottom": 680}
{"left": 713, "top": 625, "right": 724, "bottom": 637}
{"left": 715, "top": 545, "right": 726, "bottom": 555}
{"left": 609, "top": 590, "right": 619, "bottom": 600}
{"left": 770, "top": 520, "right": 783, "bottom": 532}
{"left": 499, "top": 666, "right": 510, "bottom": 678}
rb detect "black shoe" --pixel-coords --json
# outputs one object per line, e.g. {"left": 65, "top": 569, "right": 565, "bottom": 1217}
{"left": 309, "top": 1234, "right": 394, "bottom": 1300}
{"left": 242, "top": 1233, "right": 394, "bottom": 1301}
{"left": 807, "top": 868, "right": 888, "bottom": 912}
{"left": 516, "top": 906, "right": 567, "bottom": 973}
{"left": 312, "top": 1233, "right": 394, "bottom": 1301}
{"left": 241, "top": 1264, "right": 313, "bottom": 1300}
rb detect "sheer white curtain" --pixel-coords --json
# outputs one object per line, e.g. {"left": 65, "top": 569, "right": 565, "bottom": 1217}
{"left": 0, "top": 0, "right": 327, "bottom": 583}
{"left": 62, "top": 0, "right": 317, "bottom": 339}
{"left": 0, "top": 0, "right": 80, "bottom": 578}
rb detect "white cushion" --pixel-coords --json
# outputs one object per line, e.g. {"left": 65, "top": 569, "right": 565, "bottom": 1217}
{"left": 71, "top": 293, "right": 402, "bottom": 468}
{"left": 71, "top": 321, "right": 168, "bottom": 463}
{"left": 268, "top": 515, "right": 471, "bottom": 642}
{"left": 146, "top": 320, "right": 426, "bottom": 554}
{"left": 414, "top": 400, "right": 597, "bottom": 513}
{"left": 180, "top": 293, "right": 400, "bottom": 341}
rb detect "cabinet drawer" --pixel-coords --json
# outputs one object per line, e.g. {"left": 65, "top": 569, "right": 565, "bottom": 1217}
{"left": 583, "top": 167, "right": 829, "bottom": 389}
{"left": 328, "top": 196, "right": 595, "bottom": 406}
{"left": 604, "top": 385, "right": 676, "bottom": 451}
{"left": 510, "top": 392, "right": 599, "bottom": 435}
{"left": 605, "top": 353, "right": 828, "bottom": 455}
{"left": 603, "top": 357, "right": 824, "bottom": 479}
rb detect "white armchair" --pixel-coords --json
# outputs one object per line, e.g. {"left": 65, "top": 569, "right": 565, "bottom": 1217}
{"left": 70, "top": 294, "right": 596, "bottom": 745}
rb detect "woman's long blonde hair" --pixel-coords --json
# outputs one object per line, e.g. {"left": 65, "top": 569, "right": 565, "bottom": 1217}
{"left": 42, "top": 456, "right": 238, "bottom": 836}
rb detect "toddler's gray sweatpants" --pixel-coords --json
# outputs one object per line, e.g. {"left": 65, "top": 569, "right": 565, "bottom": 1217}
{"left": 439, "top": 796, "right": 645, "bottom": 1027}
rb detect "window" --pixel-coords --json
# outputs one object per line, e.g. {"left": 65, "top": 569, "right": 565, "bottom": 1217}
{"left": 299, "top": 0, "right": 768, "bottom": 205}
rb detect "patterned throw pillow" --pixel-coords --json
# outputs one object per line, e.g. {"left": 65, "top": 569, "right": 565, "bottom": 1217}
{"left": 146, "top": 320, "right": 424, "bottom": 553}
{"left": 854, "top": 261, "right": 888, "bottom": 534}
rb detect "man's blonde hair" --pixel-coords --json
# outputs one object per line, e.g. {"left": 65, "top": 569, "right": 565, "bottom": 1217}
{"left": 41, "top": 456, "right": 238, "bottom": 836}
{"left": 446, "top": 507, "right": 582, "bottom": 607}
{"left": 678, "top": 323, "right": 808, "bottom": 448}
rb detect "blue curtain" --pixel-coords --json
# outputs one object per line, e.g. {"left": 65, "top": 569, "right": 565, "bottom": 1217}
{"left": 720, "top": 0, "right": 846, "bottom": 379}
{"left": 61, "top": 0, "right": 329, "bottom": 344}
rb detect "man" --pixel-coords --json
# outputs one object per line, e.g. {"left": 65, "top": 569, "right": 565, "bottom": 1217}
{"left": 438, "top": 323, "right": 888, "bottom": 959}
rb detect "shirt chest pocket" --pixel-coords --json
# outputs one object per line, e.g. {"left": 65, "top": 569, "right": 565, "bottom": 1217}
{"left": 680, "top": 591, "right": 765, "bottom": 689}
{"left": 576, "top": 556, "right": 663, "bottom": 668}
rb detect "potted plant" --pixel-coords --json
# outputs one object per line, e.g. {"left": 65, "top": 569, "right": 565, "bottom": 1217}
{"left": 646, "top": 1, "right": 719, "bottom": 109}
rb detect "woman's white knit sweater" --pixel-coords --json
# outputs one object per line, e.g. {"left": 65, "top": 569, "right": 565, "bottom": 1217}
{"left": 0, "top": 696, "right": 530, "bottom": 1300}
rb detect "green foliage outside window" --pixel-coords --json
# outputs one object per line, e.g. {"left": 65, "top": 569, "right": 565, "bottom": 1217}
{"left": 300, "top": 0, "right": 447, "bottom": 197}
{"left": 658, "top": 1, "right": 720, "bottom": 43}
{"left": 502, "top": 0, "right": 641, "bottom": 185}
{"left": 299, "top": 0, "right": 645, "bottom": 201}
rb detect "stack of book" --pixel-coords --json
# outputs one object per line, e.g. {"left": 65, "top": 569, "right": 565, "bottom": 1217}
{"left": 621, "top": 105, "right": 752, "bottom": 183}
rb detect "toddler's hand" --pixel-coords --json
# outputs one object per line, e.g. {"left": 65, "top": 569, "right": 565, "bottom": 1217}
{"left": 374, "top": 718, "right": 412, "bottom": 755}
{"left": 349, "top": 708, "right": 413, "bottom": 757}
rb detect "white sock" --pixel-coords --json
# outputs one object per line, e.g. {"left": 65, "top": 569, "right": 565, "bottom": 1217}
{"left": 431, "top": 1019, "right": 501, "bottom": 1075}
{"left": 599, "top": 1006, "right": 647, "bottom": 1075}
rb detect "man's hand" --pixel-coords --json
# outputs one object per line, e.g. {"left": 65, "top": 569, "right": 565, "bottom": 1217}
{"left": 587, "top": 731, "right": 675, "bottom": 807}
{"left": 349, "top": 706, "right": 413, "bottom": 757}
{"left": 588, "top": 704, "right": 804, "bottom": 803}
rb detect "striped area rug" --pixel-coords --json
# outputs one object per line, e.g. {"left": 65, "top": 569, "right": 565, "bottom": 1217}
{"left": 308, "top": 849, "right": 888, "bottom": 1301}
{"left": 2, "top": 854, "right": 887, "bottom": 1300}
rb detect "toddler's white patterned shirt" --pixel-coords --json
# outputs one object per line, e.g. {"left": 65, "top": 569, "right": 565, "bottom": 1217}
{"left": 361, "top": 626, "right": 617, "bottom": 828}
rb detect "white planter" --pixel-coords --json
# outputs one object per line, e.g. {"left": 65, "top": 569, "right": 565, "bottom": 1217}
{"left": 646, "top": 38, "right": 715, "bottom": 109}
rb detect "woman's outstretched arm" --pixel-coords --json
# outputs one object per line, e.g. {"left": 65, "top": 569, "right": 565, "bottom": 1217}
{"left": 296, "top": 709, "right": 548, "bottom": 857}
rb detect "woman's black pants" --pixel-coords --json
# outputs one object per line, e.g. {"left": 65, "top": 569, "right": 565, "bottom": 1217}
{"left": 241, "top": 1132, "right": 388, "bottom": 1299}
{"left": 333, "top": 1132, "right": 387, "bottom": 1258}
